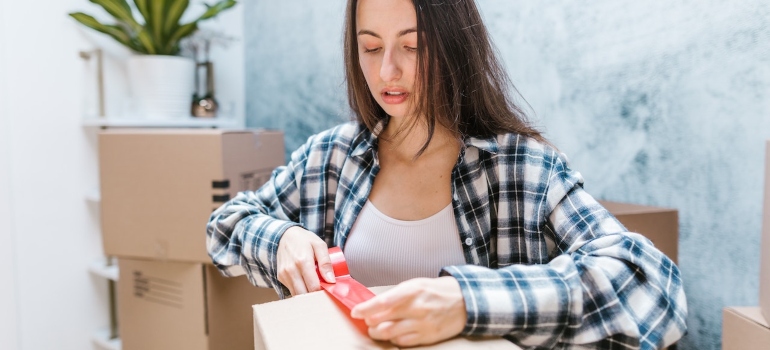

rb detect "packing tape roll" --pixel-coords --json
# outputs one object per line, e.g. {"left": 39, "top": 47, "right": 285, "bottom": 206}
{"left": 316, "top": 246, "right": 376, "bottom": 310}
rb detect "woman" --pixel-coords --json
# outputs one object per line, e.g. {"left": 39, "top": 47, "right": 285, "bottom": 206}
{"left": 207, "top": 0, "right": 687, "bottom": 348}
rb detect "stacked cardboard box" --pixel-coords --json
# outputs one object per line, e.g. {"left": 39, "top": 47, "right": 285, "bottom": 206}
{"left": 722, "top": 141, "right": 770, "bottom": 349}
{"left": 600, "top": 200, "right": 678, "bottom": 264}
{"left": 119, "top": 259, "right": 278, "bottom": 350}
{"left": 252, "top": 201, "right": 680, "bottom": 349}
{"left": 99, "top": 129, "right": 284, "bottom": 350}
{"left": 723, "top": 307, "right": 770, "bottom": 350}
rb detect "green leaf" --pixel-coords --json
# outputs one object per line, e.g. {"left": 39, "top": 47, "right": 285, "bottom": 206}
{"left": 196, "top": 0, "right": 236, "bottom": 21}
{"left": 136, "top": 28, "right": 157, "bottom": 55}
{"left": 88, "top": 0, "right": 137, "bottom": 26}
{"left": 134, "top": 0, "right": 151, "bottom": 25}
{"left": 165, "top": 21, "right": 197, "bottom": 54}
{"left": 149, "top": 0, "right": 166, "bottom": 49}
{"left": 69, "top": 12, "right": 145, "bottom": 53}
{"left": 163, "top": 0, "right": 189, "bottom": 39}
{"left": 71, "top": 0, "right": 235, "bottom": 56}
{"left": 114, "top": 0, "right": 132, "bottom": 15}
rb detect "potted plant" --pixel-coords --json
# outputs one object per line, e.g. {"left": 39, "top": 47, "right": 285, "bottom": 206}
{"left": 69, "top": 0, "right": 237, "bottom": 120}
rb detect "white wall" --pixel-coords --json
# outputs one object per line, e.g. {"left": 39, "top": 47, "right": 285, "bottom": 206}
{"left": 0, "top": 1, "right": 245, "bottom": 349}
{"left": 0, "top": 1, "right": 21, "bottom": 349}
{"left": 3, "top": 1, "right": 111, "bottom": 348}
{"left": 200, "top": 4, "right": 245, "bottom": 124}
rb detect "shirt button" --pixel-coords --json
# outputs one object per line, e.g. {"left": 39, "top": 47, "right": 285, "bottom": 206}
{"left": 465, "top": 237, "right": 473, "bottom": 246}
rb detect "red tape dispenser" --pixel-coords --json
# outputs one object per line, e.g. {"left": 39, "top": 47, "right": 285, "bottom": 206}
{"left": 316, "top": 246, "right": 376, "bottom": 310}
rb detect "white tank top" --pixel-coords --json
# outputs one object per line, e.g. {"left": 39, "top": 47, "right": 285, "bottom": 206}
{"left": 343, "top": 200, "right": 467, "bottom": 287}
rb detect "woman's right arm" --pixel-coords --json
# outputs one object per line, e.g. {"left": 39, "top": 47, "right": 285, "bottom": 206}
{"left": 206, "top": 139, "right": 333, "bottom": 297}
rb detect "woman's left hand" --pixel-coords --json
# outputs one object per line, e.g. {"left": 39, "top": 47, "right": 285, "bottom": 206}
{"left": 350, "top": 276, "right": 467, "bottom": 347}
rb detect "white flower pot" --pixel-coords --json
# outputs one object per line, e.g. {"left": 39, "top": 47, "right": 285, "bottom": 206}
{"left": 127, "top": 55, "right": 195, "bottom": 119}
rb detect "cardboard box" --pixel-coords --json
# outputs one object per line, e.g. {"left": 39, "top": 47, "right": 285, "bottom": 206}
{"left": 722, "top": 307, "right": 770, "bottom": 350}
{"left": 100, "top": 129, "right": 284, "bottom": 263}
{"left": 760, "top": 141, "right": 770, "bottom": 322}
{"left": 252, "top": 286, "right": 520, "bottom": 350}
{"left": 119, "top": 258, "right": 279, "bottom": 350}
{"left": 600, "top": 201, "right": 679, "bottom": 264}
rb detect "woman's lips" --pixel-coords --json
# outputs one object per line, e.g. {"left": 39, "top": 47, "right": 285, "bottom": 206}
{"left": 381, "top": 91, "right": 409, "bottom": 104}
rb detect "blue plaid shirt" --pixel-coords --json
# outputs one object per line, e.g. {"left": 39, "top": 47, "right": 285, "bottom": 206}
{"left": 207, "top": 122, "right": 687, "bottom": 349}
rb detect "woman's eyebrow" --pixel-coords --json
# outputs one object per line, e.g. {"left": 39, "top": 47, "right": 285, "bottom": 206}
{"left": 397, "top": 28, "right": 417, "bottom": 37}
{"left": 357, "top": 28, "right": 417, "bottom": 38}
{"left": 357, "top": 29, "right": 381, "bottom": 38}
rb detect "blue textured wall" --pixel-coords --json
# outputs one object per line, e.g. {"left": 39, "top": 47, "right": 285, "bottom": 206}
{"left": 244, "top": 1, "right": 349, "bottom": 154}
{"left": 245, "top": 1, "right": 770, "bottom": 349}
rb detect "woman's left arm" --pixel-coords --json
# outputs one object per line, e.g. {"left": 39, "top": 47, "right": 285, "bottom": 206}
{"left": 440, "top": 153, "right": 688, "bottom": 349}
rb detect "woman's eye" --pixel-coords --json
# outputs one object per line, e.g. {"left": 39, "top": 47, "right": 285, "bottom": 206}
{"left": 363, "top": 47, "right": 381, "bottom": 53}
{"left": 405, "top": 46, "right": 417, "bottom": 52}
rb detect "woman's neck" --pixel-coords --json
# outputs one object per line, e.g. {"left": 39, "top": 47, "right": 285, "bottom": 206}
{"left": 379, "top": 117, "right": 460, "bottom": 161}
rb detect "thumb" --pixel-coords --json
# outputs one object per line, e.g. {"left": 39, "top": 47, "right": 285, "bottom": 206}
{"left": 312, "top": 241, "right": 336, "bottom": 283}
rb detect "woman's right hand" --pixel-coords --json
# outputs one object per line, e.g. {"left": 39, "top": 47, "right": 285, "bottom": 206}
{"left": 277, "top": 226, "right": 336, "bottom": 295}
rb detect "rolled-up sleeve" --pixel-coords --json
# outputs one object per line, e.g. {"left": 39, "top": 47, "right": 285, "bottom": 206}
{"left": 206, "top": 140, "right": 311, "bottom": 297}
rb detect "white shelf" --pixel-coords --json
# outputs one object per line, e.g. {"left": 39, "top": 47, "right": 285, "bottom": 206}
{"left": 82, "top": 116, "right": 241, "bottom": 128}
{"left": 88, "top": 258, "right": 119, "bottom": 281}
{"left": 85, "top": 190, "right": 101, "bottom": 204}
{"left": 91, "top": 328, "right": 121, "bottom": 350}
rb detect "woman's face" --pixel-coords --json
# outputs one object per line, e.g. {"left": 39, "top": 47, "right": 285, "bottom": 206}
{"left": 356, "top": 0, "right": 418, "bottom": 121}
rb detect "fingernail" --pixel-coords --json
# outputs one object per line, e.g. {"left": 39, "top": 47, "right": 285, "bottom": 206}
{"left": 325, "top": 271, "right": 336, "bottom": 283}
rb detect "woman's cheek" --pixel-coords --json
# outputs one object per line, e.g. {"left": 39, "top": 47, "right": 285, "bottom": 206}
{"left": 360, "top": 59, "right": 380, "bottom": 85}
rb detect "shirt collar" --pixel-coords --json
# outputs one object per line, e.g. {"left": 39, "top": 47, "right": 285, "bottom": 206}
{"left": 463, "top": 134, "right": 499, "bottom": 155}
{"left": 350, "top": 119, "right": 384, "bottom": 157}
{"left": 350, "top": 118, "right": 501, "bottom": 157}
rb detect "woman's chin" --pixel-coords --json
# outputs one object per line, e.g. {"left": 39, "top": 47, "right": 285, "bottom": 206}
{"left": 381, "top": 108, "right": 413, "bottom": 120}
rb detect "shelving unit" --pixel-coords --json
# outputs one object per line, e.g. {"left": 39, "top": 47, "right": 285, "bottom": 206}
{"left": 88, "top": 258, "right": 118, "bottom": 282}
{"left": 91, "top": 328, "right": 122, "bottom": 350}
{"left": 85, "top": 190, "right": 101, "bottom": 204}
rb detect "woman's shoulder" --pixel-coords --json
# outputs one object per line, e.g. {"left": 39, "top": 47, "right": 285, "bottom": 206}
{"left": 492, "top": 132, "right": 561, "bottom": 160}
{"left": 294, "top": 121, "right": 371, "bottom": 157}
{"left": 488, "top": 132, "right": 579, "bottom": 186}
{"left": 307, "top": 121, "right": 365, "bottom": 142}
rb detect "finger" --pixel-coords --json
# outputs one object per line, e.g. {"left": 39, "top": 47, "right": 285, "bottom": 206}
{"left": 351, "top": 293, "right": 392, "bottom": 319}
{"left": 298, "top": 255, "right": 322, "bottom": 293}
{"left": 354, "top": 296, "right": 414, "bottom": 325}
{"left": 277, "top": 267, "right": 296, "bottom": 296}
{"left": 391, "top": 332, "right": 421, "bottom": 348}
{"left": 368, "top": 319, "right": 419, "bottom": 341}
{"left": 288, "top": 267, "right": 308, "bottom": 295}
{"left": 311, "top": 240, "right": 335, "bottom": 283}
{"left": 352, "top": 282, "right": 418, "bottom": 320}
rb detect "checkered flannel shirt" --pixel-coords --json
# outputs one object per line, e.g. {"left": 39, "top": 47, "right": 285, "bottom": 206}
{"left": 207, "top": 121, "right": 687, "bottom": 349}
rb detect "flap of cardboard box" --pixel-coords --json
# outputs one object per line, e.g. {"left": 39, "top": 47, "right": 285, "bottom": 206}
{"left": 722, "top": 307, "right": 770, "bottom": 350}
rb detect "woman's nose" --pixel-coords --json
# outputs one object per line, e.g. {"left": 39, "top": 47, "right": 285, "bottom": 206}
{"left": 379, "top": 49, "right": 402, "bottom": 82}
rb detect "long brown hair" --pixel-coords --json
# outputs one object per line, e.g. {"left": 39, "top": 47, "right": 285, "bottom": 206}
{"left": 344, "top": 0, "right": 544, "bottom": 157}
